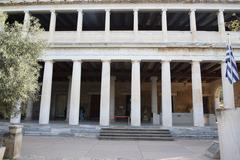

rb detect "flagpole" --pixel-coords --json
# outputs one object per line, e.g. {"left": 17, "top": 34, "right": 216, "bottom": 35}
{"left": 227, "top": 33, "right": 234, "bottom": 84}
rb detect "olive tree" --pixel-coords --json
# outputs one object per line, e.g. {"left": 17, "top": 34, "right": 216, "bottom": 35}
{"left": 0, "top": 13, "right": 46, "bottom": 118}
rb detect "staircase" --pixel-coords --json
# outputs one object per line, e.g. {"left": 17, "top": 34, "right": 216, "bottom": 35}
{"left": 98, "top": 127, "right": 174, "bottom": 141}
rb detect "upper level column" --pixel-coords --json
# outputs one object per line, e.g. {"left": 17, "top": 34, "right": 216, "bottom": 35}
{"left": 218, "top": 9, "right": 225, "bottom": 41}
{"left": 69, "top": 61, "right": 82, "bottom": 125}
{"left": 49, "top": 10, "right": 56, "bottom": 42}
{"left": 105, "top": 9, "right": 110, "bottom": 41}
{"left": 77, "top": 9, "right": 83, "bottom": 41}
{"left": 161, "top": 60, "right": 172, "bottom": 127}
{"left": 190, "top": 9, "right": 197, "bottom": 41}
{"left": 162, "top": 9, "right": 167, "bottom": 42}
{"left": 39, "top": 60, "right": 53, "bottom": 124}
{"left": 23, "top": 10, "right": 30, "bottom": 32}
{"left": 131, "top": 60, "right": 141, "bottom": 126}
{"left": 134, "top": 9, "right": 138, "bottom": 33}
{"left": 221, "top": 61, "right": 235, "bottom": 109}
{"left": 100, "top": 60, "right": 111, "bottom": 126}
{"left": 191, "top": 61, "right": 204, "bottom": 127}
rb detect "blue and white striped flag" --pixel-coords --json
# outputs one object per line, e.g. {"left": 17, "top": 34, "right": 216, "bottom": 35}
{"left": 225, "top": 44, "right": 239, "bottom": 84}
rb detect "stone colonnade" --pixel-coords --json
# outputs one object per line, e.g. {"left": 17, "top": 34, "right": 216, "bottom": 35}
{"left": 34, "top": 60, "right": 235, "bottom": 127}
{"left": 16, "top": 8, "right": 227, "bottom": 42}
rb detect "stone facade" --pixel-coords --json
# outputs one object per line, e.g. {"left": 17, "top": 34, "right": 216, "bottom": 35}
{"left": 1, "top": 0, "right": 240, "bottom": 128}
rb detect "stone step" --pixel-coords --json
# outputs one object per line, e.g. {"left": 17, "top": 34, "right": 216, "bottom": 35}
{"left": 99, "top": 127, "right": 174, "bottom": 141}
{"left": 99, "top": 133, "right": 172, "bottom": 137}
{"left": 100, "top": 130, "right": 170, "bottom": 134}
{"left": 99, "top": 136, "right": 174, "bottom": 141}
{"left": 101, "top": 128, "right": 169, "bottom": 132}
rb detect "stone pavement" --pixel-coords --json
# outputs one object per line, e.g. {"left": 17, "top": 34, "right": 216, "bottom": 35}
{"left": 20, "top": 136, "right": 213, "bottom": 160}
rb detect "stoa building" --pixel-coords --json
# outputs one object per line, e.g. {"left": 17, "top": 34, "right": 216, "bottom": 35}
{"left": 1, "top": 0, "right": 240, "bottom": 128}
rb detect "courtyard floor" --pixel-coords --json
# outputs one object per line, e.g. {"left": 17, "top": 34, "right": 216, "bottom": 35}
{"left": 20, "top": 136, "right": 214, "bottom": 160}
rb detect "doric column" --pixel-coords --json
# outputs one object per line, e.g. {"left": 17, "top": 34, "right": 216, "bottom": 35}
{"left": 25, "top": 100, "right": 33, "bottom": 121}
{"left": 10, "top": 101, "right": 21, "bottom": 124}
{"left": 134, "top": 9, "right": 138, "bottom": 32}
{"left": 66, "top": 76, "right": 72, "bottom": 121}
{"left": 110, "top": 76, "right": 116, "bottom": 121}
{"left": 191, "top": 61, "right": 204, "bottom": 127}
{"left": 39, "top": 60, "right": 53, "bottom": 124}
{"left": 131, "top": 60, "right": 141, "bottom": 126}
{"left": 218, "top": 9, "right": 225, "bottom": 41}
{"left": 190, "top": 9, "right": 197, "bottom": 41}
{"left": 49, "top": 10, "right": 56, "bottom": 42}
{"left": 151, "top": 76, "right": 159, "bottom": 125}
{"left": 162, "top": 9, "right": 167, "bottom": 42}
{"left": 100, "top": 60, "right": 111, "bottom": 126}
{"left": 23, "top": 10, "right": 30, "bottom": 32}
{"left": 77, "top": 9, "right": 83, "bottom": 41}
{"left": 161, "top": 61, "right": 172, "bottom": 127}
{"left": 221, "top": 62, "right": 235, "bottom": 109}
{"left": 69, "top": 61, "right": 82, "bottom": 125}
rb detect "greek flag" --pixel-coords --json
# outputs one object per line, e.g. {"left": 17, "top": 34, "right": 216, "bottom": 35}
{"left": 225, "top": 44, "right": 239, "bottom": 84}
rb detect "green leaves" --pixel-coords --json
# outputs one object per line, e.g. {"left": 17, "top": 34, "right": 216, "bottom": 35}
{"left": 0, "top": 13, "right": 46, "bottom": 118}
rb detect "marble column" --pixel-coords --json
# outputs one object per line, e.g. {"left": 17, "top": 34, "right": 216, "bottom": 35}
{"left": 105, "top": 9, "right": 110, "bottom": 41}
{"left": 25, "top": 100, "right": 33, "bottom": 121}
{"left": 190, "top": 9, "right": 197, "bottom": 41}
{"left": 162, "top": 9, "right": 167, "bottom": 42}
{"left": 105, "top": 9, "right": 110, "bottom": 32}
{"left": 218, "top": 9, "right": 225, "bottom": 41}
{"left": 134, "top": 9, "right": 138, "bottom": 32}
{"left": 39, "top": 60, "right": 53, "bottom": 124}
{"left": 110, "top": 76, "right": 116, "bottom": 122}
{"left": 23, "top": 10, "right": 30, "bottom": 32}
{"left": 100, "top": 60, "right": 111, "bottom": 126}
{"left": 131, "top": 60, "right": 141, "bottom": 126}
{"left": 161, "top": 61, "right": 172, "bottom": 127}
{"left": 221, "top": 62, "right": 235, "bottom": 109}
{"left": 151, "top": 76, "right": 159, "bottom": 125}
{"left": 49, "top": 10, "right": 56, "bottom": 42}
{"left": 10, "top": 101, "right": 21, "bottom": 124}
{"left": 69, "top": 61, "right": 82, "bottom": 125}
{"left": 77, "top": 9, "right": 83, "bottom": 41}
{"left": 66, "top": 76, "right": 72, "bottom": 121}
{"left": 192, "top": 61, "right": 204, "bottom": 127}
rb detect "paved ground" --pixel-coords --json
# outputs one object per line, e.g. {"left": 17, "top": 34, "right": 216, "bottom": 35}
{"left": 20, "top": 136, "right": 214, "bottom": 160}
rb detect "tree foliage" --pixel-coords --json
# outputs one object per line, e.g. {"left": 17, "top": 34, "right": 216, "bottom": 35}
{"left": 226, "top": 13, "right": 240, "bottom": 31}
{"left": 0, "top": 13, "right": 46, "bottom": 118}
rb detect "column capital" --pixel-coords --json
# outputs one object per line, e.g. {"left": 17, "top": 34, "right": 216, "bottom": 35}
{"left": 50, "top": 10, "right": 56, "bottom": 14}
{"left": 192, "top": 60, "right": 201, "bottom": 63}
{"left": 77, "top": 9, "right": 83, "bottom": 12}
{"left": 150, "top": 76, "right": 158, "bottom": 82}
{"left": 101, "top": 59, "right": 111, "bottom": 63}
{"left": 72, "top": 60, "right": 82, "bottom": 63}
{"left": 105, "top": 9, "right": 111, "bottom": 12}
{"left": 161, "top": 60, "right": 171, "bottom": 63}
{"left": 219, "top": 9, "right": 224, "bottom": 13}
{"left": 24, "top": 10, "right": 30, "bottom": 14}
{"left": 190, "top": 9, "right": 196, "bottom": 12}
{"left": 44, "top": 60, "right": 54, "bottom": 63}
{"left": 133, "top": 8, "right": 139, "bottom": 12}
{"left": 131, "top": 59, "right": 141, "bottom": 63}
{"left": 162, "top": 8, "right": 167, "bottom": 12}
